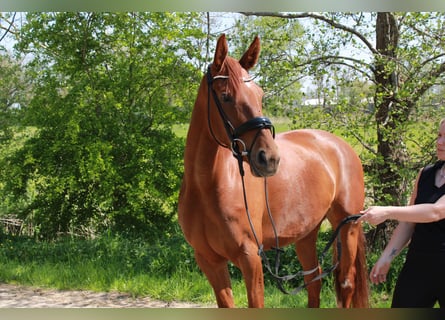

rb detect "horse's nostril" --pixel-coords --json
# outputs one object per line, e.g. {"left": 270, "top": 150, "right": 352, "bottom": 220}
{"left": 258, "top": 150, "right": 268, "bottom": 167}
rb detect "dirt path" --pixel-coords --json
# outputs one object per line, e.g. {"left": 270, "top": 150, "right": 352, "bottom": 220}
{"left": 0, "top": 284, "right": 214, "bottom": 308}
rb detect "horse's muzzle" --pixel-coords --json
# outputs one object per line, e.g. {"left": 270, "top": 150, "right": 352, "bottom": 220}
{"left": 251, "top": 147, "right": 280, "bottom": 177}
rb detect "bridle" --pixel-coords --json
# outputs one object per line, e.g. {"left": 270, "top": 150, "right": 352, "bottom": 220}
{"left": 206, "top": 63, "right": 361, "bottom": 295}
{"left": 206, "top": 64, "right": 275, "bottom": 165}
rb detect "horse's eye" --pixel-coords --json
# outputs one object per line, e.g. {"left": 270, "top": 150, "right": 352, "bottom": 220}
{"left": 221, "top": 93, "right": 232, "bottom": 103}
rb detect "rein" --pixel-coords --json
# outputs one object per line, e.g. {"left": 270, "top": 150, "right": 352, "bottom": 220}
{"left": 236, "top": 153, "right": 362, "bottom": 294}
{"left": 206, "top": 64, "right": 361, "bottom": 294}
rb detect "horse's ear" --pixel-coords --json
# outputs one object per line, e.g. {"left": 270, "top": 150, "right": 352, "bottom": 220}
{"left": 213, "top": 34, "right": 228, "bottom": 72}
{"left": 239, "top": 36, "right": 260, "bottom": 71}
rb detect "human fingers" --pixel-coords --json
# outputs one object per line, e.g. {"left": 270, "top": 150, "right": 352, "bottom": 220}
{"left": 371, "top": 271, "right": 387, "bottom": 284}
{"left": 369, "top": 265, "right": 378, "bottom": 282}
{"left": 355, "top": 211, "right": 368, "bottom": 224}
{"left": 357, "top": 213, "right": 373, "bottom": 225}
{"left": 358, "top": 208, "right": 386, "bottom": 226}
{"left": 370, "top": 264, "right": 387, "bottom": 284}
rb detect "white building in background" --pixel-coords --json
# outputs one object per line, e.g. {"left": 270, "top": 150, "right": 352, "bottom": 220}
{"left": 302, "top": 98, "right": 327, "bottom": 107}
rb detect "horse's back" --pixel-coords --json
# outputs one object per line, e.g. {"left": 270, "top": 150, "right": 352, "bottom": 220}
{"left": 276, "top": 128, "right": 363, "bottom": 183}
{"left": 277, "top": 128, "right": 359, "bottom": 160}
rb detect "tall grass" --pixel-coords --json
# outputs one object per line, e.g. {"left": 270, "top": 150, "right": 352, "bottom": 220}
{"left": 0, "top": 227, "right": 397, "bottom": 307}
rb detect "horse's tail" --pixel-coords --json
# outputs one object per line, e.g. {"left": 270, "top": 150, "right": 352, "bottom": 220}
{"left": 333, "top": 222, "right": 369, "bottom": 308}
{"left": 351, "top": 226, "right": 369, "bottom": 308}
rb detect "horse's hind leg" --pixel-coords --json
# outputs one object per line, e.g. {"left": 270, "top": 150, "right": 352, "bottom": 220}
{"left": 295, "top": 225, "right": 322, "bottom": 308}
{"left": 194, "top": 251, "right": 235, "bottom": 308}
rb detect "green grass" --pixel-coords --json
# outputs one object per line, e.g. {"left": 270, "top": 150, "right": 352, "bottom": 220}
{"left": 0, "top": 228, "right": 396, "bottom": 308}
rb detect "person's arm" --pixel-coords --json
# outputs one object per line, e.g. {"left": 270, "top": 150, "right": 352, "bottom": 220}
{"left": 358, "top": 169, "right": 445, "bottom": 225}
{"left": 366, "top": 172, "right": 419, "bottom": 284}
{"left": 359, "top": 199, "right": 445, "bottom": 224}
{"left": 369, "top": 221, "right": 415, "bottom": 284}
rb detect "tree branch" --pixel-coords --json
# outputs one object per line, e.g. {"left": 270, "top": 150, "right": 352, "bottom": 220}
{"left": 414, "top": 60, "right": 445, "bottom": 100}
{"left": 241, "top": 12, "right": 378, "bottom": 55}
{"left": 0, "top": 12, "right": 17, "bottom": 43}
{"left": 285, "top": 54, "right": 374, "bottom": 84}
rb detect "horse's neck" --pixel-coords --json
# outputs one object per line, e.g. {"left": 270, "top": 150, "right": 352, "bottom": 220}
{"left": 184, "top": 109, "right": 224, "bottom": 170}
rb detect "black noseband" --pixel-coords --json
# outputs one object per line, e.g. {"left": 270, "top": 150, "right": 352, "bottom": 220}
{"left": 233, "top": 116, "right": 275, "bottom": 140}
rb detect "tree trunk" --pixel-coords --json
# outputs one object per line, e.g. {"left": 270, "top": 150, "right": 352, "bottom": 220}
{"left": 369, "top": 12, "right": 409, "bottom": 247}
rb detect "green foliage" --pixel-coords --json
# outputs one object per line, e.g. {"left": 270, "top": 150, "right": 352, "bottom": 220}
{"left": 1, "top": 12, "right": 206, "bottom": 238}
{"left": 0, "top": 53, "right": 27, "bottom": 144}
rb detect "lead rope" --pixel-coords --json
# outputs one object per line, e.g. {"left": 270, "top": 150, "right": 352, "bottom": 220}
{"left": 234, "top": 151, "right": 362, "bottom": 294}
{"left": 235, "top": 153, "right": 318, "bottom": 294}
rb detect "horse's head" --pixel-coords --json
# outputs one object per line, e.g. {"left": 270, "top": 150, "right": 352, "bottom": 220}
{"left": 205, "top": 34, "right": 280, "bottom": 177}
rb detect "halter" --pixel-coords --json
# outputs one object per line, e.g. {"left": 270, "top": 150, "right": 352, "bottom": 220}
{"left": 206, "top": 64, "right": 275, "bottom": 162}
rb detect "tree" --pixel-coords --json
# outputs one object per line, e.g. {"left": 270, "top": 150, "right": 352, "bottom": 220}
{"left": 242, "top": 12, "right": 445, "bottom": 246}
{"left": 0, "top": 54, "right": 26, "bottom": 143}
{"left": 230, "top": 15, "right": 306, "bottom": 117}
{"left": 0, "top": 12, "right": 24, "bottom": 143}
{"left": 2, "top": 12, "right": 206, "bottom": 239}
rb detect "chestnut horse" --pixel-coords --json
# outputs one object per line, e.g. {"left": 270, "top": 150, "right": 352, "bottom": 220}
{"left": 178, "top": 34, "right": 369, "bottom": 308}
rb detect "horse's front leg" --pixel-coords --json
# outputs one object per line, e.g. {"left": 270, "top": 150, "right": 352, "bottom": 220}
{"left": 295, "top": 226, "right": 322, "bottom": 308}
{"left": 235, "top": 243, "right": 265, "bottom": 308}
{"left": 195, "top": 251, "right": 235, "bottom": 308}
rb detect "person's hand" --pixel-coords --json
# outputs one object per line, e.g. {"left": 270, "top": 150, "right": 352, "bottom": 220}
{"left": 369, "top": 256, "right": 391, "bottom": 284}
{"left": 357, "top": 206, "right": 389, "bottom": 225}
